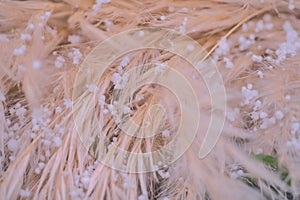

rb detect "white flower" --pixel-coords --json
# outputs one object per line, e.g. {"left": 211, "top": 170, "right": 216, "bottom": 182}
{"left": 291, "top": 122, "right": 299, "bottom": 135}
{"left": 241, "top": 84, "right": 258, "bottom": 105}
{"left": 63, "top": 99, "right": 73, "bottom": 108}
{"left": 216, "top": 37, "right": 230, "bottom": 56}
{"left": 275, "top": 110, "right": 284, "bottom": 120}
{"left": 68, "top": 35, "right": 81, "bottom": 44}
{"left": 20, "top": 188, "right": 30, "bottom": 197}
{"left": 27, "top": 23, "right": 35, "bottom": 30}
{"left": 68, "top": 48, "right": 82, "bottom": 65}
{"left": 7, "top": 139, "right": 19, "bottom": 152}
{"left": 120, "top": 56, "right": 130, "bottom": 67}
{"left": 259, "top": 112, "right": 268, "bottom": 119}
{"left": 257, "top": 71, "right": 264, "bottom": 79}
{"left": 20, "top": 33, "right": 32, "bottom": 41}
{"left": 53, "top": 136, "right": 62, "bottom": 147}
{"left": 224, "top": 57, "right": 233, "bottom": 68}
{"left": 162, "top": 130, "right": 170, "bottom": 137}
{"left": 55, "top": 56, "right": 65, "bottom": 68}
{"left": 32, "top": 60, "right": 42, "bottom": 70}
{"left": 252, "top": 55, "right": 263, "bottom": 62}
{"left": 111, "top": 72, "right": 129, "bottom": 89}
{"left": 13, "top": 45, "right": 26, "bottom": 56}
{"left": 160, "top": 16, "right": 166, "bottom": 21}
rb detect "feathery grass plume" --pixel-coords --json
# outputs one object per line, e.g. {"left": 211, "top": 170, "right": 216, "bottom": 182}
{"left": 0, "top": 0, "right": 300, "bottom": 199}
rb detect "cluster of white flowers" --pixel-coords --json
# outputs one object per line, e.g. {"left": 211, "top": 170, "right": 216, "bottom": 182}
{"left": 223, "top": 57, "right": 233, "bottom": 68}
{"left": 238, "top": 34, "right": 256, "bottom": 51}
{"left": 241, "top": 84, "right": 258, "bottom": 105}
{"left": 259, "top": 115, "right": 276, "bottom": 130}
{"left": 68, "top": 48, "right": 82, "bottom": 65}
{"left": 214, "top": 37, "right": 235, "bottom": 67}
{"left": 275, "top": 21, "right": 300, "bottom": 63}
{"left": 34, "top": 162, "right": 45, "bottom": 174}
{"left": 111, "top": 72, "right": 129, "bottom": 89}
{"left": 92, "top": 0, "right": 111, "bottom": 15}
{"left": 54, "top": 56, "right": 65, "bottom": 68}
{"left": 70, "top": 161, "right": 98, "bottom": 198}
{"left": 254, "top": 19, "right": 273, "bottom": 33}
{"left": 4, "top": 103, "right": 28, "bottom": 161}
{"left": 216, "top": 37, "right": 230, "bottom": 56}
{"left": 30, "top": 107, "right": 64, "bottom": 171}
{"left": 39, "top": 11, "right": 51, "bottom": 27}
{"left": 229, "top": 166, "right": 244, "bottom": 179}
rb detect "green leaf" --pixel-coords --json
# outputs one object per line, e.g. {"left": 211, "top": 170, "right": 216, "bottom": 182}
{"left": 254, "top": 154, "right": 278, "bottom": 170}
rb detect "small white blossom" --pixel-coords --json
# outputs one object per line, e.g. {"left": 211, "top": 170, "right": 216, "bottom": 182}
{"left": 160, "top": 16, "right": 166, "bottom": 21}
{"left": 275, "top": 111, "right": 284, "bottom": 120}
{"left": 241, "top": 84, "right": 258, "bottom": 105}
{"left": 63, "top": 99, "right": 73, "bottom": 109}
{"left": 55, "top": 56, "right": 65, "bottom": 68}
{"left": 162, "top": 130, "right": 170, "bottom": 137}
{"left": 68, "top": 35, "right": 81, "bottom": 44}
{"left": 32, "top": 60, "right": 42, "bottom": 70}
{"left": 68, "top": 48, "right": 82, "bottom": 65}
{"left": 13, "top": 45, "right": 26, "bottom": 56}
{"left": 53, "top": 136, "right": 62, "bottom": 147}
{"left": 7, "top": 139, "right": 19, "bottom": 152}
{"left": 252, "top": 55, "right": 263, "bottom": 62}
{"left": 20, "top": 188, "right": 30, "bottom": 197}
{"left": 55, "top": 106, "right": 62, "bottom": 113}
{"left": 27, "top": 23, "right": 35, "bottom": 30}
{"left": 21, "top": 33, "right": 32, "bottom": 41}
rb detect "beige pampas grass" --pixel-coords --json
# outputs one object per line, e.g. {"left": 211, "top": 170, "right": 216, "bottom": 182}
{"left": 1, "top": 0, "right": 300, "bottom": 199}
